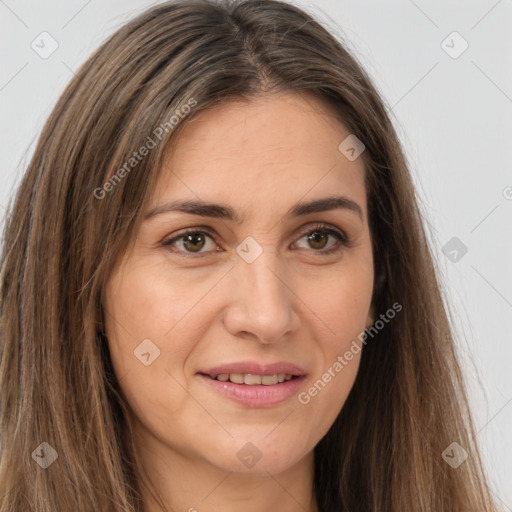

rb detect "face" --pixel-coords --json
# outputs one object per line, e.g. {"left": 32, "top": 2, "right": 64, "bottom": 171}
{"left": 103, "top": 91, "right": 374, "bottom": 476}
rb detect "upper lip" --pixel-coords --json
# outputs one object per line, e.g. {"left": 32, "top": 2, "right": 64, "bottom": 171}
{"left": 199, "top": 361, "right": 306, "bottom": 378}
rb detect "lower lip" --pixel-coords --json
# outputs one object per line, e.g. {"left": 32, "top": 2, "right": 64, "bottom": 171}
{"left": 199, "top": 374, "right": 306, "bottom": 407}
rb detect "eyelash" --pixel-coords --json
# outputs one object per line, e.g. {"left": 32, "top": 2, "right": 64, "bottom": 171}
{"left": 161, "top": 223, "right": 350, "bottom": 258}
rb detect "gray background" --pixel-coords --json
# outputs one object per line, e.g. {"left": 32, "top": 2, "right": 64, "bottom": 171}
{"left": 1, "top": 0, "right": 510, "bottom": 508}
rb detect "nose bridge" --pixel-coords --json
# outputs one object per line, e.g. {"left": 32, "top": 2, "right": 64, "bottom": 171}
{"left": 224, "top": 246, "right": 298, "bottom": 343}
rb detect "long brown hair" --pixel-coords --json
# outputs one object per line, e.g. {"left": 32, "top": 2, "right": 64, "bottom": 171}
{"left": 0, "top": 1, "right": 497, "bottom": 510}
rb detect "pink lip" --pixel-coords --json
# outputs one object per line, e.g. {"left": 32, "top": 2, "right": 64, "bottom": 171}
{"left": 199, "top": 374, "right": 306, "bottom": 407}
{"left": 200, "top": 361, "right": 306, "bottom": 377}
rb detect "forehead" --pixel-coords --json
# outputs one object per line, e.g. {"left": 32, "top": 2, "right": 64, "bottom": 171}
{"left": 149, "top": 91, "right": 367, "bottom": 221}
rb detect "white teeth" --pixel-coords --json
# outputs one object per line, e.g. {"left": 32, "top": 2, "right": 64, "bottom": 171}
{"left": 245, "top": 374, "right": 262, "bottom": 385}
{"left": 261, "top": 374, "right": 278, "bottom": 385}
{"left": 229, "top": 373, "right": 244, "bottom": 384}
{"left": 212, "top": 373, "right": 295, "bottom": 384}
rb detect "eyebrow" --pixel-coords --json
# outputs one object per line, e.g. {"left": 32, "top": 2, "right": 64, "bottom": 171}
{"left": 143, "top": 195, "right": 363, "bottom": 222}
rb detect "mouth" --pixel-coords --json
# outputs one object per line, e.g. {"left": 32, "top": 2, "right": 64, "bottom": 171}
{"left": 200, "top": 372, "right": 298, "bottom": 385}
{"left": 197, "top": 362, "right": 306, "bottom": 407}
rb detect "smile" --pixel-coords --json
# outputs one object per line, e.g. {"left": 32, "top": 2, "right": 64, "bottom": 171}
{"left": 208, "top": 373, "right": 295, "bottom": 385}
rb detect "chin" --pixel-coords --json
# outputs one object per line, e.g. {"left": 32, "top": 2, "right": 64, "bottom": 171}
{"left": 201, "top": 434, "right": 312, "bottom": 475}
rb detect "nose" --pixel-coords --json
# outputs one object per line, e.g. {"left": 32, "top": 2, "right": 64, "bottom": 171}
{"left": 222, "top": 249, "right": 300, "bottom": 344}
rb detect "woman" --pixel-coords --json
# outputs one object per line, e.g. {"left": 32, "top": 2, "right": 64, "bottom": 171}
{"left": 0, "top": 1, "right": 498, "bottom": 511}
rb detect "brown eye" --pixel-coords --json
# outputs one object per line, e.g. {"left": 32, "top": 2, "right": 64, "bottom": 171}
{"left": 294, "top": 224, "right": 348, "bottom": 254}
{"left": 162, "top": 230, "right": 217, "bottom": 254}
{"left": 307, "top": 230, "right": 329, "bottom": 250}
{"left": 182, "top": 233, "right": 206, "bottom": 252}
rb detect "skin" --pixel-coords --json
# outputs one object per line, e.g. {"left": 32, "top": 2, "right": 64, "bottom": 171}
{"left": 103, "top": 91, "right": 375, "bottom": 512}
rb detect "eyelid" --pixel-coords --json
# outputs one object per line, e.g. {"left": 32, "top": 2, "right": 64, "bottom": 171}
{"left": 291, "top": 223, "right": 350, "bottom": 255}
{"left": 161, "top": 226, "right": 218, "bottom": 256}
{"left": 295, "top": 222, "right": 348, "bottom": 244}
{"left": 162, "top": 222, "right": 350, "bottom": 256}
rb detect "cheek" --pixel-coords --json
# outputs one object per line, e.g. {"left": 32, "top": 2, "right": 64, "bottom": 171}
{"left": 292, "top": 258, "right": 372, "bottom": 422}
{"left": 102, "top": 265, "right": 221, "bottom": 423}
{"left": 297, "top": 351, "right": 361, "bottom": 446}
{"left": 297, "top": 258, "right": 374, "bottom": 348}
{"left": 103, "top": 265, "right": 212, "bottom": 365}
